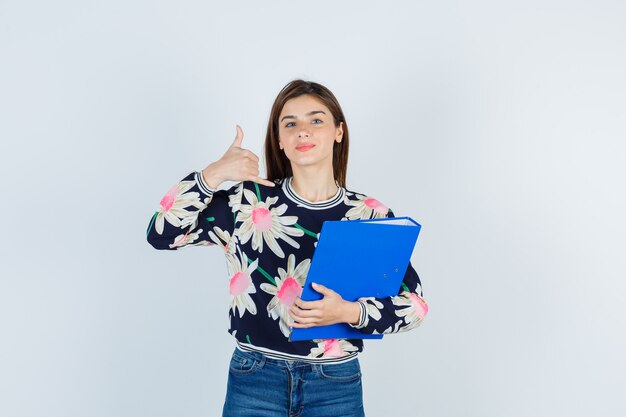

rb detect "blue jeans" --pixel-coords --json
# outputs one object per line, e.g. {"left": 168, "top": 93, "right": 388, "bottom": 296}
{"left": 222, "top": 347, "right": 366, "bottom": 417}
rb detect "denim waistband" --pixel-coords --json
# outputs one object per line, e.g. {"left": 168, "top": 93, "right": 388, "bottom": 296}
{"left": 234, "top": 346, "right": 359, "bottom": 367}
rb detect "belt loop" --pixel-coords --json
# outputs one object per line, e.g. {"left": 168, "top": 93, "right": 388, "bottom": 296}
{"left": 256, "top": 351, "right": 267, "bottom": 368}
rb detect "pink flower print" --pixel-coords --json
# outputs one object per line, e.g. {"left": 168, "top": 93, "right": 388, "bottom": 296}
{"left": 364, "top": 198, "right": 388, "bottom": 215}
{"left": 277, "top": 276, "right": 302, "bottom": 308}
{"left": 344, "top": 193, "right": 390, "bottom": 220}
{"left": 160, "top": 185, "right": 178, "bottom": 212}
{"left": 323, "top": 339, "right": 344, "bottom": 357}
{"left": 260, "top": 254, "right": 311, "bottom": 337}
{"left": 392, "top": 292, "right": 429, "bottom": 330}
{"left": 309, "top": 339, "right": 358, "bottom": 358}
{"left": 252, "top": 207, "right": 273, "bottom": 231}
{"left": 230, "top": 271, "right": 251, "bottom": 296}
{"left": 154, "top": 180, "right": 204, "bottom": 234}
{"left": 237, "top": 189, "right": 303, "bottom": 258}
{"left": 225, "top": 249, "right": 258, "bottom": 318}
{"left": 410, "top": 293, "right": 429, "bottom": 319}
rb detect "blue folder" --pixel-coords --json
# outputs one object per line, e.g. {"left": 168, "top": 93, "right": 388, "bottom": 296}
{"left": 288, "top": 216, "right": 421, "bottom": 341}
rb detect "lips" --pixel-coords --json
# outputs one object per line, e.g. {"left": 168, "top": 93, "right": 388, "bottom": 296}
{"left": 296, "top": 143, "right": 315, "bottom": 151}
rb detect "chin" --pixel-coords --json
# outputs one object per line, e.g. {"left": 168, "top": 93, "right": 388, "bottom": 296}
{"left": 287, "top": 152, "right": 332, "bottom": 164}
{"left": 289, "top": 159, "right": 320, "bottom": 168}
{"left": 286, "top": 153, "right": 317, "bottom": 164}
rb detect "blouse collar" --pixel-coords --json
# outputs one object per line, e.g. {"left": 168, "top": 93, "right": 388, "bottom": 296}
{"left": 282, "top": 176, "right": 346, "bottom": 210}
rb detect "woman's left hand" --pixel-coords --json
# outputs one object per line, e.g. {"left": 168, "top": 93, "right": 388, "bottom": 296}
{"left": 289, "top": 283, "right": 357, "bottom": 328}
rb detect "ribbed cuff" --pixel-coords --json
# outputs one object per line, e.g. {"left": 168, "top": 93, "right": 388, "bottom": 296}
{"left": 195, "top": 171, "right": 217, "bottom": 197}
{"left": 348, "top": 301, "right": 368, "bottom": 329}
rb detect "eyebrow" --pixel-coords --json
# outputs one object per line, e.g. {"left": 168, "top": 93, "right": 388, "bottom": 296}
{"left": 280, "top": 110, "right": 326, "bottom": 123}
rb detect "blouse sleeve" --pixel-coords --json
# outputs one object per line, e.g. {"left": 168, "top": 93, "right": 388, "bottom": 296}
{"left": 347, "top": 209, "right": 429, "bottom": 334}
{"left": 146, "top": 171, "right": 243, "bottom": 252}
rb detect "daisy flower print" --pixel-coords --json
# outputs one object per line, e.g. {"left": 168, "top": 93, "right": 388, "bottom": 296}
{"left": 208, "top": 226, "right": 236, "bottom": 255}
{"left": 357, "top": 296, "right": 385, "bottom": 322}
{"left": 392, "top": 292, "right": 429, "bottom": 328}
{"left": 309, "top": 339, "right": 358, "bottom": 358}
{"left": 260, "top": 254, "right": 311, "bottom": 337}
{"left": 155, "top": 181, "right": 204, "bottom": 234}
{"left": 169, "top": 228, "right": 206, "bottom": 249}
{"left": 343, "top": 193, "right": 389, "bottom": 220}
{"left": 228, "top": 182, "right": 244, "bottom": 213}
{"left": 226, "top": 248, "right": 259, "bottom": 318}
{"left": 236, "top": 188, "right": 303, "bottom": 258}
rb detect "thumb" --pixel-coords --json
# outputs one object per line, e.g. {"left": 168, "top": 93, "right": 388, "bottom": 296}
{"left": 231, "top": 124, "right": 244, "bottom": 148}
{"left": 312, "top": 282, "right": 334, "bottom": 296}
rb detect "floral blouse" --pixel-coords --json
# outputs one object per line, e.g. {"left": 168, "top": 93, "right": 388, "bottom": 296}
{"left": 146, "top": 171, "right": 429, "bottom": 364}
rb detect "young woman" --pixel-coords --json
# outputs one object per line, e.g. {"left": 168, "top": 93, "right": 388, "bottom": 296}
{"left": 146, "top": 79, "right": 429, "bottom": 417}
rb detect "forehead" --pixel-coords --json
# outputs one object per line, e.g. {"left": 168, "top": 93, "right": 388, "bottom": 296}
{"left": 279, "top": 95, "right": 329, "bottom": 116}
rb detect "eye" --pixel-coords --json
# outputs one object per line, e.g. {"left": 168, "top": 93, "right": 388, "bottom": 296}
{"left": 285, "top": 119, "right": 323, "bottom": 128}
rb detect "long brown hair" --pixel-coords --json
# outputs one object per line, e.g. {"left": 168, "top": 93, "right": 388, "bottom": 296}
{"left": 264, "top": 79, "right": 350, "bottom": 187}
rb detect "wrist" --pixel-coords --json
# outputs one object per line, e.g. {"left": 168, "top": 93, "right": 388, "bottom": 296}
{"left": 202, "top": 163, "right": 222, "bottom": 189}
{"left": 344, "top": 301, "right": 361, "bottom": 325}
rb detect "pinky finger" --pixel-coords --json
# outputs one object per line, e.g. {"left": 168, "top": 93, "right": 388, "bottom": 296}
{"left": 250, "top": 176, "right": 276, "bottom": 187}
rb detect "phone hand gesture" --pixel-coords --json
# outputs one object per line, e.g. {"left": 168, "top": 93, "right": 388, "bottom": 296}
{"left": 202, "top": 125, "right": 276, "bottom": 188}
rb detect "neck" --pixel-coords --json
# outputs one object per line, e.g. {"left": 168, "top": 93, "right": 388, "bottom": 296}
{"left": 289, "top": 165, "right": 339, "bottom": 203}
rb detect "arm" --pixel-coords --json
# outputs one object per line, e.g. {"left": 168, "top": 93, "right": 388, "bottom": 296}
{"left": 146, "top": 124, "right": 274, "bottom": 251}
{"left": 289, "top": 212, "right": 428, "bottom": 333}
{"left": 146, "top": 171, "right": 243, "bottom": 250}
{"left": 288, "top": 207, "right": 428, "bottom": 333}
{"left": 347, "top": 261, "right": 428, "bottom": 334}
{"left": 288, "top": 264, "right": 427, "bottom": 333}
{"left": 346, "top": 207, "right": 428, "bottom": 334}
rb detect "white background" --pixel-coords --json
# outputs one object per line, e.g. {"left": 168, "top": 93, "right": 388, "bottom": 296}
{"left": 1, "top": 1, "right": 625, "bottom": 416}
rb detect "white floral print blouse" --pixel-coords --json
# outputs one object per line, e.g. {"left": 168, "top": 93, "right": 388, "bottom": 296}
{"left": 146, "top": 171, "right": 429, "bottom": 364}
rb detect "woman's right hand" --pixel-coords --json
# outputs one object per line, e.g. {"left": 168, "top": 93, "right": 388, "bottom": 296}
{"left": 201, "top": 125, "right": 276, "bottom": 189}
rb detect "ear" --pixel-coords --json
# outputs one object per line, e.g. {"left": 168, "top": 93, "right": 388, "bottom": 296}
{"left": 336, "top": 121, "right": 344, "bottom": 143}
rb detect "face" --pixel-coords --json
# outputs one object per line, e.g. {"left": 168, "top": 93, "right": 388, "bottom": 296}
{"left": 277, "top": 94, "right": 343, "bottom": 170}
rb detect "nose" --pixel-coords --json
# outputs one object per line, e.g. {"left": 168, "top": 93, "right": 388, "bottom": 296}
{"left": 298, "top": 128, "right": 311, "bottom": 138}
